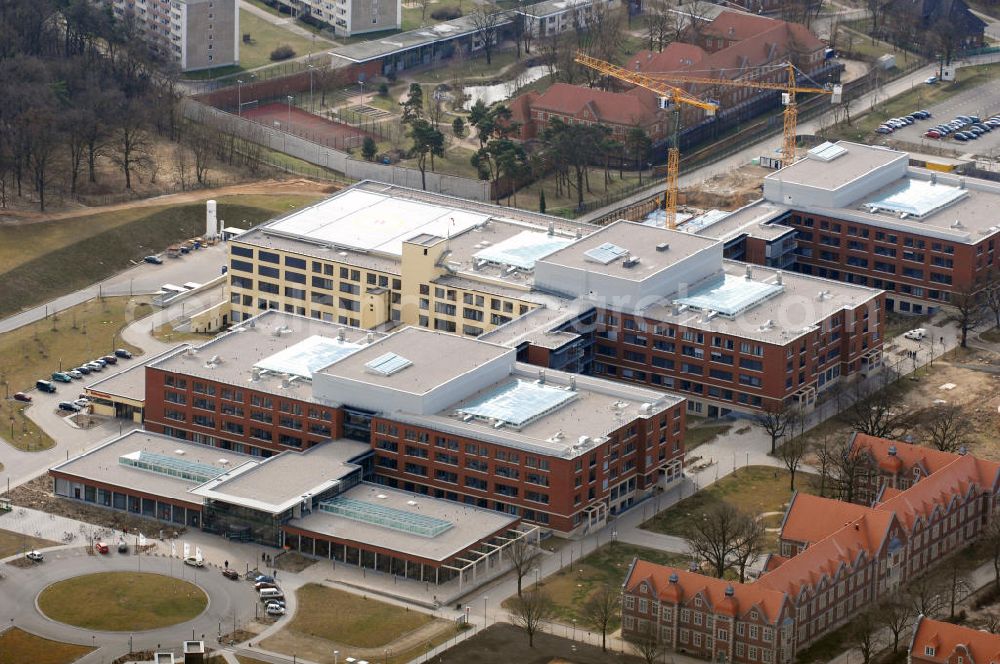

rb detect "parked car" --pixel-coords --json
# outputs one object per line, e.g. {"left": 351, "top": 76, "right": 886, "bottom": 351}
{"left": 957, "top": 115, "right": 972, "bottom": 124}
{"left": 66, "top": 370, "right": 83, "bottom": 380}
{"left": 265, "top": 599, "right": 286, "bottom": 609}
{"left": 970, "top": 115, "right": 981, "bottom": 123}
{"left": 58, "top": 401, "right": 81, "bottom": 412}
{"left": 144, "top": 255, "right": 163, "bottom": 265}
{"left": 75, "top": 365, "right": 91, "bottom": 375}
{"left": 95, "top": 541, "right": 109, "bottom": 554}
{"left": 974, "top": 123, "right": 991, "bottom": 132}
{"left": 92, "top": 358, "right": 107, "bottom": 367}
{"left": 924, "top": 75, "right": 938, "bottom": 84}
{"left": 183, "top": 556, "right": 205, "bottom": 568}
{"left": 13, "top": 392, "right": 32, "bottom": 402}
{"left": 73, "top": 398, "right": 90, "bottom": 409}
{"left": 51, "top": 372, "right": 72, "bottom": 383}
{"left": 876, "top": 126, "right": 894, "bottom": 134}
{"left": 955, "top": 132, "right": 969, "bottom": 141}
{"left": 26, "top": 551, "right": 44, "bottom": 562}
{"left": 118, "top": 540, "right": 129, "bottom": 553}
{"left": 255, "top": 581, "right": 278, "bottom": 591}
{"left": 265, "top": 604, "right": 285, "bottom": 616}
{"left": 222, "top": 568, "right": 240, "bottom": 580}
{"left": 254, "top": 574, "right": 275, "bottom": 583}
{"left": 114, "top": 348, "right": 133, "bottom": 359}
{"left": 85, "top": 362, "right": 102, "bottom": 372}
{"left": 101, "top": 355, "right": 118, "bottom": 365}
{"left": 924, "top": 130, "right": 941, "bottom": 138}
{"left": 904, "top": 328, "right": 927, "bottom": 340}
{"left": 35, "top": 380, "right": 56, "bottom": 393}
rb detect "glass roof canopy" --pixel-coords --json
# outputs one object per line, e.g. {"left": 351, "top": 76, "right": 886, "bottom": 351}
{"left": 254, "top": 335, "right": 364, "bottom": 379}
{"left": 319, "top": 496, "right": 453, "bottom": 537}
{"left": 457, "top": 379, "right": 577, "bottom": 428}
{"left": 864, "top": 179, "right": 968, "bottom": 218}
{"left": 676, "top": 274, "right": 784, "bottom": 317}
{"left": 365, "top": 352, "right": 413, "bottom": 376}
{"left": 473, "top": 230, "right": 574, "bottom": 270}
{"left": 119, "top": 451, "right": 228, "bottom": 484}
{"left": 583, "top": 242, "right": 629, "bottom": 265}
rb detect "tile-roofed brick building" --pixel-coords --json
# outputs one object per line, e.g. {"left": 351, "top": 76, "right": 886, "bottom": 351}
{"left": 513, "top": 83, "right": 666, "bottom": 142}
{"left": 623, "top": 438, "right": 1000, "bottom": 662}
{"left": 909, "top": 615, "right": 1000, "bottom": 663}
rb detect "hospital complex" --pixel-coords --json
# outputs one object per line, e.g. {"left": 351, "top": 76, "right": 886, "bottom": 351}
{"left": 52, "top": 141, "right": 1000, "bottom": 608}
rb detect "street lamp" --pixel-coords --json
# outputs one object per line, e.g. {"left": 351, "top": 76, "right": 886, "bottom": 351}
{"left": 237, "top": 79, "right": 244, "bottom": 117}
{"left": 286, "top": 95, "right": 294, "bottom": 131}
{"left": 307, "top": 64, "right": 315, "bottom": 111}
{"left": 334, "top": 651, "right": 339, "bottom": 664}
{"left": 572, "top": 618, "right": 577, "bottom": 640}
{"left": 483, "top": 596, "right": 488, "bottom": 625}
{"left": 358, "top": 79, "right": 366, "bottom": 109}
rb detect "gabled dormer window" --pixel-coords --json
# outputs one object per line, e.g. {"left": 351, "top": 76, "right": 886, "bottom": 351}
{"left": 924, "top": 646, "right": 935, "bottom": 656}
{"left": 640, "top": 582, "right": 648, "bottom": 594}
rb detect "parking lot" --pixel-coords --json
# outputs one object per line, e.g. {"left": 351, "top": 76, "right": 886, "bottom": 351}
{"left": 887, "top": 76, "right": 1000, "bottom": 152}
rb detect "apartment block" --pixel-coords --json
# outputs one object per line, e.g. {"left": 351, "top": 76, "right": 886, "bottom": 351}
{"left": 690, "top": 141, "right": 1000, "bottom": 315}
{"left": 139, "top": 310, "right": 685, "bottom": 535}
{"left": 100, "top": 0, "right": 238, "bottom": 71}
{"left": 622, "top": 437, "right": 1000, "bottom": 662}
{"left": 269, "top": 0, "right": 400, "bottom": 36}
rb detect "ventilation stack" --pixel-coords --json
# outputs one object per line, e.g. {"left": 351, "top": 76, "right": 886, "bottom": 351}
{"left": 205, "top": 200, "right": 218, "bottom": 240}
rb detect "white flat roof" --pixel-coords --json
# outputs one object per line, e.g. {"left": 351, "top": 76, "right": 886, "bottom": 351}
{"left": 263, "top": 189, "right": 491, "bottom": 256}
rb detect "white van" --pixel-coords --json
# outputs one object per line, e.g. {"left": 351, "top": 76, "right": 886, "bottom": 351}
{"left": 259, "top": 588, "right": 284, "bottom": 601}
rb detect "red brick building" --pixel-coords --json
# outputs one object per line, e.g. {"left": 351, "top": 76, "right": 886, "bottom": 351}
{"left": 512, "top": 83, "right": 666, "bottom": 142}
{"left": 909, "top": 616, "right": 1000, "bottom": 663}
{"left": 623, "top": 437, "right": 1000, "bottom": 661}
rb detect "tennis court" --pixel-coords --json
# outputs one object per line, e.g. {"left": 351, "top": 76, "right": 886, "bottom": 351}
{"left": 243, "top": 102, "right": 374, "bottom": 150}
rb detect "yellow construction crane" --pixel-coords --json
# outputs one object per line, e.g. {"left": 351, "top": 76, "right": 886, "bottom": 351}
{"left": 574, "top": 52, "right": 719, "bottom": 230}
{"left": 643, "top": 62, "right": 842, "bottom": 166}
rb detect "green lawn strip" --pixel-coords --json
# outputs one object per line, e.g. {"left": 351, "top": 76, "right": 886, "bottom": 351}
{"left": 0, "top": 528, "right": 59, "bottom": 558}
{"left": 37, "top": 572, "right": 207, "bottom": 631}
{"left": 0, "top": 195, "right": 318, "bottom": 318}
{"left": 245, "top": 0, "right": 286, "bottom": 18}
{"left": 0, "top": 296, "right": 155, "bottom": 452}
{"left": 517, "top": 543, "right": 689, "bottom": 631}
{"left": 0, "top": 628, "right": 94, "bottom": 664}
{"left": 980, "top": 327, "right": 1000, "bottom": 343}
{"left": 239, "top": 10, "right": 320, "bottom": 69}
{"left": 279, "top": 584, "right": 434, "bottom": 648}
{"left": 641, "top": 466, "right": 815, "bottom": 537}
{"left": 684, "top": 422, "right": 734, "bottom": 451}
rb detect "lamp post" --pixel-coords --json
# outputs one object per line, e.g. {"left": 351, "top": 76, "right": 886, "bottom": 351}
{"left": 237, "top": 79, "right": 244, "bottom": 117}
{"left": 358, "top": 79, "right": 366, "bottom": 109}
{"left": 572, "top": 618, "right": 577, "bottom": 641}
{"left": 307, "top": 64, "right": 315, "bottom": 111}
{"left": 483, "top": 596, "right": 488, "bottom": 626}
{"left": 334, "top": 650, "right": 339, "bottom": 664}
{"left": 286, "top": 95, "right": 294, "bottom": 131}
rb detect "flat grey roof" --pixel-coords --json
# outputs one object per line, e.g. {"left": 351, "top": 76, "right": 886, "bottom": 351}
{"left": 479, "top": 299, "right": 585, "bottom": 350}
{"left": 538, "top": 221, "right": 719, "bottom": 281}
{"left": 234, "top": 228, "right": 402, "bottom": 275}
{"left": 288, "top": 482, "right": 518, "bottom": 562}
{"left": 190, "top": 440, "right": 370, "bottom": 513}
{"left": 766, "top": 142, "right": 905, "bottom": 190}
{"left": 642, "top": 260, "right": 881, "bottom": 344}
{"left": 683, "top": 201, "right": 793, "bottom": 242}
{"left": 151, "top": 311, "right": 384, "bottom": 401}
{"left": 50, "top": 430, "right": 258, "bottom": 505}
{"left": 319, "top": 326, "right": 512, "bottom": 395}
{"left": 403, "top": 364, "right": 682, "bottom": 458}
{"left": 330, "top": 13, "right": 511, "bottom": 63}
{"left": 85, "top": 345, "right": 190, "bottom": 403}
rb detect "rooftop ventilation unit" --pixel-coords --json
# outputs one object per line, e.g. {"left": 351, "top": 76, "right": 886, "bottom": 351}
{"left": 775, "top": 271, "right": 783, "bottom": 285}
{"left": 569, "top": 375, "right": 576, "bottom": 391}
{"left": 548, "top": 221, "right": 555, "bottom": 236}
{"left": 175, "top": 450, "right": 186, "bottom": 455}
{"left": 622, "top": 254, "right": 641, "bottom": 268}
{"left": 537, "top": 369, "right": 546, "bottom": 385}
{"left": 462, "top": 413, "right": 474, "bottom": 422}
{"left": 656, "top": 242, "right": 670, "bottom": 252}
{"left": 745, "top": 264, "right": 753, "bottom": 280}
{"left": 337, "top": 328, "right": 346, "bottom": 341}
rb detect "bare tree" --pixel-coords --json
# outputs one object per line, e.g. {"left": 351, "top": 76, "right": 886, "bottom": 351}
{"left": 816, "top": 436, "right": 869, "bottom": 504}
{"left": 732, "top": 514, "right": 766, "bottom": 583}
{"left": 509, "top": 589, "right": 555, "bottom": 647}
{"left": 470, "top": 5, "right": 502, "bottom": 66}
{"left": 778, "top": 437, "right": 807, "bottom": 492}
{"left": 877, "top": 594, "right": 914, "bottom": 653}
{"left": 582, "top": 586, "right": 620, "bottom": 652}
{"left": 906, "top": 573, "right": 947, "bottom": 619}
{"left": 811, "top": 433, "right": 838, "bottom": 497}
{"left": 108, "top": 97, "right": 151, "bottom": 190}
{"left": 505, "top": 535, "right": 537, "bottom": 598}
{"left": 686, "top": 502, "right": 755, "bottom": 578}
{"left": 755, "top": 404, "right": 799, "bottom": 454}
{"left": 949, "top": 283, "right": 984, "bottom": 348}
{"left": 983, "top": 514, "right": 1000, "bottom": 593}
{"left": 848, "top": 611, "right": 878, "bottom": 664}
{"left": 841, "top": 378, "right": 910, "bottom": 440}
{"left": 630, "top": 635, "right": 664, "bottom": 664}
{"left": 983, "top": 270, "right": 1000, "bottom": 329}
{"left": 917, "top": 403, "right": 972, "bottom": 453}
{"left": 946, "top": 566, "right": 972, "bottom": 621}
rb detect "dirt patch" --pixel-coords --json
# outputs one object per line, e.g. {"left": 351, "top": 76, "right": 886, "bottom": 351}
{"left": 681, "top": 164, "right": 769, "bottom": 210}
{"left": 434, "top": 623, "right": 646, "bottom": 664}
{"left": 3, "top": 475, "right": 187, "bottom": 537}
{"left": 272, "top": 550, "right": 317, "bottom": 573}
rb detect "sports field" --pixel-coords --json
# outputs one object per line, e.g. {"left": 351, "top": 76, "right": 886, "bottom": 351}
{"left": 244, "top": 103, "right": 373, "bottom": 150}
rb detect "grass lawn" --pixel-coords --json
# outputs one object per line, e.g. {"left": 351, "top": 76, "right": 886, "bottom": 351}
{"left": 276, "top": 584, "right": 433, "bottom": 648}
{"left": 410, "top": 51, "right": 521, "bottom": 85}
{"left": 239, "top": 10, "right": 321, "bottom": 69}
{"left": 245, "top": 0, "right": 286, "bottom": 17}
{"left": 821, "top": 63, "right": 1000, "bottom": 143}
{"left": 528, "top": 543, "right": 689, "bottom": 630}
{"left": 517, "top": 169, "right": 648, "bottom": 217}
{"left": 0, "top": 628, "right": 93, "bottom": 664}
{"left": 0, "top": 528, "right": 59, "bottom": 558}
{"left": 37, "top": 572, "right": 207, "bottom": 631}
{"left": 641, "top": 466, "right": 815, "bottom": 538}
{"left": 0, "top": 296, "right": 151, "bottom": 451}
{"left": 0, "top": 193, "right": 319, "bottom": 318}
{"left": 981, "top": 327, "right": 1000, "bottom": 343}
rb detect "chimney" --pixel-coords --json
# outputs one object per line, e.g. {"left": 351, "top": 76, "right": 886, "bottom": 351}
{"left": 548, "top": 221, "right": 555, "bottom": 236}
{"left": 959, "top": 445, "right": 968, "bottom": 455}
{"left": 775, "top": 271, "right": 783, "bottom": 285}
{"left": 689, "top": 561, "right": 699, "bottom": 573}
{"left": 569, "top": 375, "right": 576, "bottom": 391}
{"left": 669, "top": 572, "right": 679, "bottom": 583}
{"left": 888, "top": 445, "right": 897, "bottom": 456}
{"left": 725, "top": 585, "right": 735, "bottom": 597}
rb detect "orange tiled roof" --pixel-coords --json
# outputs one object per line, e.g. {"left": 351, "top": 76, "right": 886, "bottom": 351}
{"left": 700, "top": 10, "right": 784, "bottom": 41}
{"left": 763, "top": 553, "right": 789, "bottom": 572}
{"left": 910, "top": 616, "right": 1000, "bottom": 663}
{"left": 529, "top": 82, "right": 660, "bottom": 127}
{"left": 852, "top": 433, "right": 961, "bottom": 476}
{"left": 625, "top": 559, "right": 788, "bottom": 622}
{"left": 780, "top": 493, "right": 872, "bottom": 546}
{"left": 758, "top": 511, "right": 896, "bottom": 597}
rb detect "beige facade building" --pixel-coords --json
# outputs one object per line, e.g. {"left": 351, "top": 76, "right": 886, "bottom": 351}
{"left": 102, "top": 0, "right": 239, "bottom": 71}
{"left": 271, "top": 0, "right": 400, "bottom": 37}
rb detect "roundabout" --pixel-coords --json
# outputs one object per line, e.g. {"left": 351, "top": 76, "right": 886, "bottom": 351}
{"left": 0, "top": 545, "right": 259, "bottom": 658}
{"left": 37, "top": 571, "right": 208, "bottom": 632}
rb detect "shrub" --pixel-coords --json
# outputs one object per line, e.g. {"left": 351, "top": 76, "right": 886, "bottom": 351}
{"left": 270, "top": 45, "right": 296, "bottom": 61}
{"left": 431, "top": 6, "right": 462, "bottom": 20}
{"left": 378, "top": 82, "right": 389, "bottom": 97}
